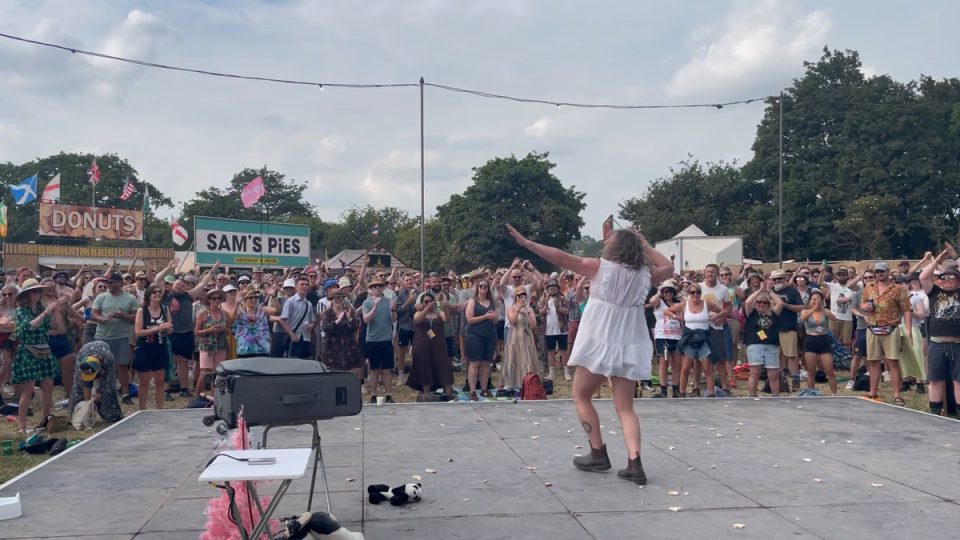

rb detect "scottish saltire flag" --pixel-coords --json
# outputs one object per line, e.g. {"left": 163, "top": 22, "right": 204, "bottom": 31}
{"left": 10, "top": 174, "right": 37, "bottom": 205}
{"left": 372, "top": 222, "right": 378, "bottom": 236}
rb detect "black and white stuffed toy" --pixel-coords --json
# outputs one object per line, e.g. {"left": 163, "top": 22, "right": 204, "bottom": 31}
{"left": 274, "top": 511, "right": 364, "bottom": 540}
{"left": 366, "top": 483, "right": 423, "bottom": 506}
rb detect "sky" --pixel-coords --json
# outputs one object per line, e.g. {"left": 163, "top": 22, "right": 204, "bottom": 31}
{"left": 2, "top": 0, "right": 959, "bottom": 242}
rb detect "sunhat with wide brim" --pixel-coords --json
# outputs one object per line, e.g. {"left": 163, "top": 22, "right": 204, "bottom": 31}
{"left": 17, "top": 279, "right": 51, "bottom": 300}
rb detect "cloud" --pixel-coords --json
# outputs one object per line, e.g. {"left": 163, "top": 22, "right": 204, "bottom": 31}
{"left": 668, "top": 0, "right": 831, "bottom": 98}
{"left": 525, "top": 118, "right": 551, "bottom": 138}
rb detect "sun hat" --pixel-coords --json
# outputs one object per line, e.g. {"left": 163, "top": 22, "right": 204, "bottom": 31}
{"left": 16, "top": 279, "right": 50, "bottom": 299}
{"left": 79, "top": 356, "right": 101, "bottom": 382}
{"left": 163, "top": 275, "right": 177, "bottom": 284}
{"left": 282, "top": 278, "right": 297, "bottom": 289}
{"left": 770, "top": 270, "right": 786, "bottom": 279}
{"left": 237, "top": 274, "right": 251, "bottom": 283}
{"left": 368, "top": 277, "right": 386, "bottom": 287}
{"left": 323, "top": 278, "right": 339, "bottom": 290}
{"left": 222, "top": 284, "right": 238, "bottom": 293}
{"left": 53, "top": 270, "right": 70, "bottom": 280}
{"left": 659, "top": 279, "right": 677, "bottom": 291}
{"left": 338, "top": 277, "right": 352, "bottom": 289}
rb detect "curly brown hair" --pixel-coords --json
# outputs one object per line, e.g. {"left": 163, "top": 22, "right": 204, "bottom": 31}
{"left": 602, "top": 229, "right": 650, "bottom": 270}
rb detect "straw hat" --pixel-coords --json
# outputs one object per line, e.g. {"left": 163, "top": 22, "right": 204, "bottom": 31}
{"left": 16, "top": 279, "right": 50, "bottom": 300}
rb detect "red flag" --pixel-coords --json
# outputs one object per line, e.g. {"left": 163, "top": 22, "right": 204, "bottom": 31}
{"left": 240, "top": 176, "right": 265, "bottom": 208}
{"left": 87, "top": 158, "right": 100, "bottom": 186}
{"left": 120, "top": 177, "right": 135, "bottom": 200}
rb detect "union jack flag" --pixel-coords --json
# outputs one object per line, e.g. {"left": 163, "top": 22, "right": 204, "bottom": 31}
{"left": 120, "top": 176, "right": 135, "bottom": 200}
{"left": 87, "top": 158, "right": 100, "bottom": 186}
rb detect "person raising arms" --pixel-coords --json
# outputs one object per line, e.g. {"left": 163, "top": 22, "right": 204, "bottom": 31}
{"left": 507, "top": 223, "right": 673, "bottom": 485}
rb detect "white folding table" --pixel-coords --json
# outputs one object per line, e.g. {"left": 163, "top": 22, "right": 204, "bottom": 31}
{"left": 199, "top": 448, "right": 312, "bottom": 540}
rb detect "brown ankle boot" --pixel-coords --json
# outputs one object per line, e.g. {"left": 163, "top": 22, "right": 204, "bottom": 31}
{"left": 617, "top": 454, "right": 647, "bottom": 484}
{"left": 573, "top": 444, "right": 611, "bottom": 472}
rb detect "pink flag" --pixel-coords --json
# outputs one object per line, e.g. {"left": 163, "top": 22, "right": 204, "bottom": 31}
{"left": 240, "top": 176, "right": 265, "bottom": 208}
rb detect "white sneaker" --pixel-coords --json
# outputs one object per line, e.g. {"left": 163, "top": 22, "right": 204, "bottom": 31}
{"left": 1, "top": 384, "right": 13, "bottom": 398}
{"left": 799, "top": 369, "right": 808, "bottom": 379}
{"left": 564, "top": 369, "right": 572, "bottom": 381}
{"left": 883, "top": 372, "right": 891, "bottom": 382}
{"left": 845, "top": 380, "right": 854, "bottom": 390}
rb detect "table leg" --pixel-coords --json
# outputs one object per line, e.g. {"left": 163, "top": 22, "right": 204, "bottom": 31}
{"left": 246, "top": 480, "right": 275, "bottom": 539}
{"left": 247, "top": 479, "right": 292, "bottom": 540}
{"left": 316, "top": 435, "right": 332, "bottom": 515}
{"left": 224, "top": 482, "right": 251, "bottom": 540}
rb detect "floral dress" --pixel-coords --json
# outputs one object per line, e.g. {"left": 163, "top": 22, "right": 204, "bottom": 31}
{"left": 233, "top": 306, "right": 270, "bottom": 357}
{"left": 12, "top": 306, "right": 58, "bottom": 384}
{"left": 198, "top": 312, "right": 227, "bottom": 353}
{"left": 319, "top": 308, "right": 362, "bottom": 371}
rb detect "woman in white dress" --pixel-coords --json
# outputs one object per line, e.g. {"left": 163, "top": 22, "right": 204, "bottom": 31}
{"left": 507, "top": 224, "right": 674, "bottom": 484}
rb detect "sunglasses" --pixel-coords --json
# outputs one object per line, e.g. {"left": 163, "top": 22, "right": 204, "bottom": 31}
{"left": 515, "top": 294, "right": 527, "bottom": 298}
{"left": 863, "top": 275, "right": 876, "bottom": 280}
{"left": 1, "top": 293, "right": 13, "bottom": 297}
{"left": 478, "top": 284, "right": 489, "bottom": 289}
{"left": 941, "top": 275, "right": 958, "bottom": 280}
{"left": 772, "top": 278, "right": 785, "bottom": 282}
{"left": 689, "top": 290, "right": 702, "bottom": 295}
{"left": 720, "top": 273, "right": 732, "bottom": 277}
{"left": 755, "top": 301, "right": 770, "bottom": 305}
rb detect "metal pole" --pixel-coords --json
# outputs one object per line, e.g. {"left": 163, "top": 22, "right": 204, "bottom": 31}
{"left": 419, "top": 77, "right": 425, "bottom": 274}
{"left": 92, "top": 182, "right": 96, "bottom": 208}
{"left": 778, "top": 91, "right": 784, "bottom": 268}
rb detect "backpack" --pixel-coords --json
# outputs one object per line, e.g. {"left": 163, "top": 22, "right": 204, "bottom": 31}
{"left": 520, "top": 373, "right": 547, "bottom": 400}
{"left": 853, "top": 365, "right": 870, "bottom": 392}
{"left": 542, "top": 379, "right": 554, "bottom": 395}
{"left": 763, "top": 370, "right": 791, "bottom": 394}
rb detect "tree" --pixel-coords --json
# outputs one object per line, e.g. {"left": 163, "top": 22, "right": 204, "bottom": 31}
{"left": 0, "top": 152, "right": 173, "bottom": 245}
{"left": 619, "top": 157, "right": 753, "bottom": 248}
{"left": 568, "top": 235, "right": 604, "bottom": 258}
{"left": 177, "top": 167, "right": 315, "bottom": 237}
{"left": 322, "top": 205, "right": 415, "bottom": 257}
{"left": 435, "top": 152, "right": 586, "bottom": 269}
{"left": 393, "top": 219, "right": 446, "bottom": 272}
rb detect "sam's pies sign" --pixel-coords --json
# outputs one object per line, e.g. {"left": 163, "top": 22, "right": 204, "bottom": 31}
{"left": 38, "top": 203, "right": 143, "bottom": 240}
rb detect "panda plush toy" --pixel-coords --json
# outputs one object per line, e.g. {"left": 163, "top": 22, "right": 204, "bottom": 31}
{"left": 366, "top": 483, "right": 423, "bottom": 506}
{"left": 274, "top": 511, "right": 364, "bottom": 539}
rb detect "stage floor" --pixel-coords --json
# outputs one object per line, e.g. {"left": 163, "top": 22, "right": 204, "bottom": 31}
{"left": 1, "top": 397, "right": 958, "bottom": 539}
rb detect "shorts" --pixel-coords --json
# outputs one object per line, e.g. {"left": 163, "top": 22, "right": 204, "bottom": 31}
{"left": 169, "top": 332, "right": 195, "bottom": 359}
{"left": 0, "top": 334, "right": 14, "bottom": 352}
{"left": 746, "top": 344, "right": 779, "bottom": 368}
{"left": 708, "top": 328, "right": 726, "bottom": 363}
{"left": 465, "top": 333, "right": 496, "bottom": 362}
{"left": 398, "top": 328, "right": 415, "bottom": 347}
{"left": 496, "top": 320, "right": 506, "bottom": 341}
{"left": 722, "top": 323, "right": 734, "bottom": 360}
{"left": 48, "top": 334, "right": 73, "bottom": 359}
{"left": 683, "top": 341, "right": 711, "bottom": 360}
{"left": 545, "top": 334, "right": 568, "bottom": 351}
{"left": 365, "top": 340, "right": 393, "bottom": 370}
{"left": 853, "top": 329, "right": 867, "bottom": 356}
{"left": 133, "top": 345, "right": 169, "bottom": 373}
{"left": 804, "top": 334, "right": 833, "bottom": 355}
{"left": 866, "top": 327, "right": 900, "bottom": 361}
{"left": 655, "top": 338, "right": 678, "bottom": 356}
{"left": 778, "top": 330, "right": 799, "bottom": 357}
{"left": 102, "top": 337, "right": 131, "bottom": 366}
{"left": 927, "top": 340, "right": 960, "bottom": 382}
{"left": 828, "top": 319, "right": 854, "bottom": 343}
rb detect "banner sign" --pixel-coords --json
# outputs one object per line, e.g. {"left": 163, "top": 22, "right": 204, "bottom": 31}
{"left": 38, "top": 202, "right": 143, "bottom": 240}
{"left": 2, "top": 244, "right": 173, "bottom": 259}
{"left": 194, "top": 216, "right": 310, "bottom": 267}
{"left": 367, "top": 254, "right": 391, "bottom": 268}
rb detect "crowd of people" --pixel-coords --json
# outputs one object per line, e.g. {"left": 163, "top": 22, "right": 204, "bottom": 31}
{"left": 2, "top": 240, "right": 958, "bottom": 435}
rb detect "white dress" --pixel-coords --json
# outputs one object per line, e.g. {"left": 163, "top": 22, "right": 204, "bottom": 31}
{"left": 567, "top": 258, "right": 653, "bottom": 380}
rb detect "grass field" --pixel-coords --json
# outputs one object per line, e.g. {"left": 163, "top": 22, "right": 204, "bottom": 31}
{"left": 0, "top": 364, "right": 933, "bottom": 484}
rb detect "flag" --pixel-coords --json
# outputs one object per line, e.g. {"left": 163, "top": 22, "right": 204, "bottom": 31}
{"left": 339, "top": 259, "right": 349, "bottom": 269}
{"left": 120, "top": 176, "right": 135, "bottom": 200}
{"left": 87, "top": 158, "right": 100, "bottom": 186}
{"left": 240, "top": 176, "right": 265, "bottom": 208}
{"left": 171, "top": 221, "right": 188, "bottom": 246}
{"left": 40, "top": 173, "right": 60, "bottom": 202}
{"left": 10, "top": 174, "right": 37, "bottom": 205}
{"left": 372, "top": 222, "right": 378, "bottom": 236}
{"left": 601, "top": 215, "right": 613, "bottom": 239}
{"left": 0, "top": 202, "right": 7, "bottom": 237}
{"left": 142, "top": 185, "right": 151, "bottom": 214}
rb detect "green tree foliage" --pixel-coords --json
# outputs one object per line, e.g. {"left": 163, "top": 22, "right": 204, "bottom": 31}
{"left": 322, "top": 205, "right": 415, "bottom": 257}
{"left": 0, "top": 152, "right": 173, "bottom": 245}
{"left": 621, "top": 47, "right": 960, "bottom": 261}
{"left": 567, "top": 235, "right": 605, "bottom": 258}
{"left": 435, "top": 152, "right": 586, "bottom": 269}
{"left": 393, "top": 218, "right": 446, "bottom": 271}
{"left": 177, "top": 167, "right": 315, "bottom": 238}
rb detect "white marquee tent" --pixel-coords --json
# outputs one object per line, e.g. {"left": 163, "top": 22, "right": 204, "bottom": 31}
{"left": 655, "top": 224, "right": 743, "bottom": 273}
